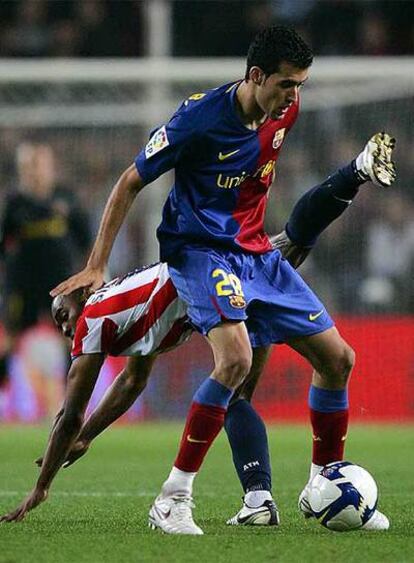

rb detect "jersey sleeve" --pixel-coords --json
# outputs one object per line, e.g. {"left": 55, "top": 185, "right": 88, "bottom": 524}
{"left": 71, "top": 315, "right": 118, "bottom": 359}
{"left": 135, "top": 108, "right": 198, "bottom": 185}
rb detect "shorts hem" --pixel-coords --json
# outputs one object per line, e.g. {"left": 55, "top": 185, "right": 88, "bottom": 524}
{"left": 249, "top": 320, "right": 335, "bottom": 348}
{"left": 196, "top": 314, "right": 248, "bottom": 336}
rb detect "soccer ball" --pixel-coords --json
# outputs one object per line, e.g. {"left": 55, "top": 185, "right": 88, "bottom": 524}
{"left": 308, "top": 461, "right": 378, "bottom": 531}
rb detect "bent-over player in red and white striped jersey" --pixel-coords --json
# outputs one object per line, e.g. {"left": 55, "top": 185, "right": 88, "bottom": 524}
{"left": 69, "top": 262, "right": 191, "bottom": 360}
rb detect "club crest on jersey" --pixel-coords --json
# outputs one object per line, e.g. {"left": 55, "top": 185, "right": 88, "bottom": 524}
{"left": 145, "top": 126, "right": 169, "bottom": 159}
{"left": 272, "top": 128, "right": 285, "bottom": 149}
{"left": 229, "top": 295, "right": 246, "bottom": 309}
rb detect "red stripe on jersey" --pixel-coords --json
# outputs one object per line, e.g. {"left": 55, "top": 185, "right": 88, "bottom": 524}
{"left": 155, "top": 316, "right": 188, "bottom": 353}
{"left": 83, "top": 279, "right": 159, "bottom": 319}
{"left": 233, "top": 101, "right": 299, "bottom": 253}
{"left": 72, "top": 315, "right": 89, "bottom": 357}
{"left": 110, "top": 278, "right": 178, "bottom": 355}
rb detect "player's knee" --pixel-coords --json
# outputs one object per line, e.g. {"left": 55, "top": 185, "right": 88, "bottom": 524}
{"left": 341, "top": 344, "right": 356, "bottom": 378}
{"left": 214, "top": 353, "right": 252, "bottom": 389}
{"left": 325, "top": 344, "right": 355, "bottom": 386}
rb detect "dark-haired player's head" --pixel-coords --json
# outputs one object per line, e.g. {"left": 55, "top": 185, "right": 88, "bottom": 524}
{"left": 246, "top": 26, "right": 313, "bottom": 79}
{"left": 51, "top": 289, "right": 86, "bottom": 340}
{"left": 245, "top": 26, "right": 313, "bottom": 120}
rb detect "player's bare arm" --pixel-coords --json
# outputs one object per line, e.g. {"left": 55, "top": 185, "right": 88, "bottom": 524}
{"left": 59, "top": 355, "right": 157, "bottom": 468}
{"left": 50, "top": 164, "right": 144, "bottom": 297}
{"left": 0, "top": 354, "right": 104, "bottom": 523}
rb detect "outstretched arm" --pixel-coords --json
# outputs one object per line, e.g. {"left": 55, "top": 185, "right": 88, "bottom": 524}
{"left": 54, "top": 356, "right": 157, "bottom": 468}
{"left": 0, "top": 354, "right": 104, "bottom": 522}
{"left": 50, "top": 165, "right": 144, "bottom": 297}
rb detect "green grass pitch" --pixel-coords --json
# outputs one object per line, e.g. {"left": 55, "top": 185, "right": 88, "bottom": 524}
{"left": 0, "top": 424, "right": 413, "bottom": 563}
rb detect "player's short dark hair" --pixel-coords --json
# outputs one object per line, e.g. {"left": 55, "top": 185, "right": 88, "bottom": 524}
{"left": 245, "top": 26, "right": 313, "bottom": 79}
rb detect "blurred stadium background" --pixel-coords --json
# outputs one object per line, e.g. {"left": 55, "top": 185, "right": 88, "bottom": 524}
{"left": 0, "top": 0, "right": 413, "bottom": 424}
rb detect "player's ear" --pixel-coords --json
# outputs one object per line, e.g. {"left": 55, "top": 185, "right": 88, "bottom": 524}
{"left": 250, "top": 66, "right": 265, "bottom": 86}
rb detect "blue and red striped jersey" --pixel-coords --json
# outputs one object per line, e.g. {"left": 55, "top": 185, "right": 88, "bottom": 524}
{"left": 135, "top": 81, "right": 298, "bottom": 261}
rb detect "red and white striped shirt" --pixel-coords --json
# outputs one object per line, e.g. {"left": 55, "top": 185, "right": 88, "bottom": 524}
{"left": 72, "top": 263, "right": 191, "bottom": 359}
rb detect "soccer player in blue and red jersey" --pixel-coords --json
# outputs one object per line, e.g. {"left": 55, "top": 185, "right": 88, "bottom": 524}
{"left": 51, "top": 27, "right": 395, "bottom": 534}
{"left": 2, "top": 133, "right": 395, "bottom": 528}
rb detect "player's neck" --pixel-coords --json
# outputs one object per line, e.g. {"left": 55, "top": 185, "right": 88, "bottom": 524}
{"left": 235, "top": 81, "right": 266, "bottom": 130}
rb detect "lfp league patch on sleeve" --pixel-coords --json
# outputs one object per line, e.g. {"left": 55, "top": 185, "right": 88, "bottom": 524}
{"left": 145, "top": 125, "right": 170, "bottom": 159}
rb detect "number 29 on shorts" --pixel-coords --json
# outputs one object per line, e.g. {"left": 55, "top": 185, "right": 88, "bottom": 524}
{"left": 212, "top": 268, "right": 244, "bottom": 297}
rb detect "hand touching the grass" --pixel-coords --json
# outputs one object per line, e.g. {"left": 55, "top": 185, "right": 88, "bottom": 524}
{"left": 0, "top": 488, "right": 48, "bottom": 523}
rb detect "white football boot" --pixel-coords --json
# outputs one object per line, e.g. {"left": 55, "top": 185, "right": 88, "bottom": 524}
{"left": 227, "top": 491, "right": 280, "bottom": 526}
{"left": 298, "top": 484, "right": 390, "bottom": 530}
{"left": 361, "top": 510, "right": 390, "bottom": 531}
{"left": 355, "top": 131, "right": 396, "bottom": 187}
{"left": 148, "top": 495, "right": 203, "bottom": 535}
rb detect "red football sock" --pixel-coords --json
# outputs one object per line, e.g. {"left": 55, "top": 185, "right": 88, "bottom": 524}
{"left": 310, "top": 408, "right": 349, "bottom": 466}
{"left": 174, "top": 401, "right": 226, "bottom": 472}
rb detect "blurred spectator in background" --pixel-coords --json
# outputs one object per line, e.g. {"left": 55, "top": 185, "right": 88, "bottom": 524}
{"left": 357, "top": 10, "right": 390, "bottom": 56}
{"left": 0, "top": 142, "right": 92, "bottom": 386}
{"left": 172, "top": 0, "right": 264, "bottom": 56}
{"left": 0, "top": 0, "right": 143, "bottom": 58}
{"left": 361, "top": 192, "right": 414, "bottom": 312}
{"left": 76, "top": 1, "right": 124, "bottom": 57}
{"left": 2, "top": 0, "right": 50, "bottom": 57}
{"left": 0, "top": 0, "right": 413, "bottom": 58}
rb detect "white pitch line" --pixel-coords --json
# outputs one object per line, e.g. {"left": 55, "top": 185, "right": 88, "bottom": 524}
{"left": 0, "top": 490, "right": 221, "bottom": 498}
{"left": 0, "top": 491, "right": 155, "bottom": 498}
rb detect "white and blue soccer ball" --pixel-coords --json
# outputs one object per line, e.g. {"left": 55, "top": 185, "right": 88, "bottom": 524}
{"left": 307, "top": 461, "right": 378, "bottom": 531}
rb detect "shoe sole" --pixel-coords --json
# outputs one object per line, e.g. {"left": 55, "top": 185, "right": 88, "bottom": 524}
{"left": 148, "top": 516, "right": 163, "bottom": 532}
{"left": 371, "top": 132, "right": 396, "bottom": 187}
{"left": 148, "top": 515, "right": 203, "bottom": 535}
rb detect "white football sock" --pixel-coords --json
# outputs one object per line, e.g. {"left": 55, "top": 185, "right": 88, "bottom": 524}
{"left": 244, "top": 490, "right": 272, "bottom": 508}
{"left": 160, "top": 466, "right": 197, "bottom": 498}
{"left": 309, "top": 463, "right": 323, "bottom": 482}
{"left": 355, "top": 150, "right": 368, "bottom": 177}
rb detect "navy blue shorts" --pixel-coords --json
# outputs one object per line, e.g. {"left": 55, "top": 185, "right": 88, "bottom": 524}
{"left": 167, "top": 246, "right": 334, "bottom": 347}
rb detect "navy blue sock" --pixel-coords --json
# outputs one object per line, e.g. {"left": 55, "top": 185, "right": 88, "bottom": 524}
{"left": 286, "top": 160, "right": 364, "bottom": 248}
{"left": 224, "top": 399, "right": 272, "bottom": 492}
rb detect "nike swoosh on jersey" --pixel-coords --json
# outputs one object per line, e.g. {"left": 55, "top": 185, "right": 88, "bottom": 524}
{"left": 218, "top": 149, "right": 240, "bottom": 161}
{"left": 187, "top": 434, "right": 208, "bottom": 444}
{"left": 309, "top": 310, "right": 324, "bottom": 321}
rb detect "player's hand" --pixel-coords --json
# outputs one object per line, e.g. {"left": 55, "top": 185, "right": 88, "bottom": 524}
{"left": 270, "top": 230, "right": 311, "bottom": 269}
{"left": 62, "top": 439, "right": 90, "bottom": 468}
{"left": 35, "top": 439, "right": 90, "bottom": 469}
{"left": 0, "top": 487, "right": 48, "bottom": 523}
{"left": 50, "top": 266, "right": 105, "bottom": 297}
